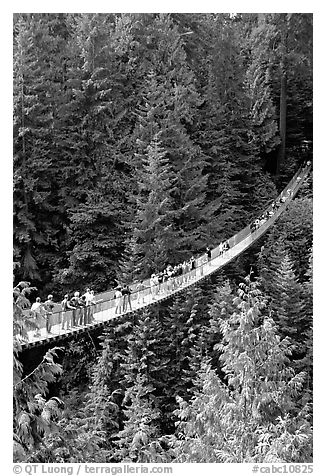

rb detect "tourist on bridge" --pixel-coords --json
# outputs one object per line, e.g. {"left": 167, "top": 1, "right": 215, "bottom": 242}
{"left": 61, "top": 294, "right": 76, "bottom": 330}
{"left": 158, "top": 271, "right": 163, "bottom": 293}
{"left": 182, "top": 261, "right": 187, "bottom": 281}
{"left": 89, "top": 290, "right": 101, "bottom": 322}
{"left": 77, "top": 293, "right": 87, "bottom": 325}
{"left": 166, "top": 266, "right": 173, "bottom": 291}
{"left": 31, "top": 297, "right": 45, "bottom": 337}
{"left": 190, "top": 256, "right": 196, "bottom": 280}
{"left": 83, "top": 288, "right": 93, "bottom": 324}
{"left": 206, "top": 247, "right": 212, "bottom": 265}
{"left": 259, "top": 213, "right": 268, "bottom": 226}
{"left": 200, "top": 255, "right": 206, "bottom": 276}
{"left": 43, "top": 294, "right": 54, "bottom": 334}
{"left": 136, "top": 280, "right": 146, "bottom": 304}
{"left": 70, "top": 291, "right": 81, "bottom": 327}
{"left": 122, "top": 284, "right": 132, "bottom": 312}
{"left": 150, "top": 274, "right": 157, "bottom": 298}
{"left": 114, "top": 285, "right": 123, "bottom": 315}
{"left": 162, "top": 270, "right": 169, "bottom": 292}
{"left": 250, "top": 222, "right": 256, "bottom": 233}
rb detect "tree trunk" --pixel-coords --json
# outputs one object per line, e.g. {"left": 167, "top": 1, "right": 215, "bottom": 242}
{"left": 276, "top": 68, "right": 287, "bottom": 175}
{"left": 276, "top": 15, "right": 288, "bottom": 176}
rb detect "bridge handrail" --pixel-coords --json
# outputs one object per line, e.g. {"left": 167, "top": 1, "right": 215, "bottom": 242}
{"left": 21, "top": 163, "right": 311, "bottom": 340}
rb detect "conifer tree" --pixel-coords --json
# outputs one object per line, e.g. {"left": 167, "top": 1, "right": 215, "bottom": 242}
{"left": 268, "top": 254, "right": 306, "bottom": 346}
{"left": 114, "top": 373, "right": 162, "bottom": 463}
{"left": 54, "top": 13, "right": 131, "bottom": 291}
{"left": 120, "top": 133, "right": 175, "bottom": 281}
{"left": 13, "top": 14, "right": 72, "bottom": 286}
{"left": 258, "top": 197, "right": 313, "bottom": 282}
{"left": 191, "top": 14, "right": 278, "bottom": 243}
{"left": 150, "top": 288, "right": 211, "bottom": 433}
{"left": 173, "top": 276, "right": 312, "bottom": 463}
{"left": 205, "top": 280, "right": 237, "bottom": 369}
{"left": 13, "top": 284, "right": 64, "bottom": 462}
{"left": 130, "top": 13, "right": 211, "bottom": 261}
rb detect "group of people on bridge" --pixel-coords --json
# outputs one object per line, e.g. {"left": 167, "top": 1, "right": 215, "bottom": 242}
{"left": 19, "top": 161, "right": 310, "bottom": 342}
{"left": 30, "top": 289, "right": 100, "bottom": 337}
{"left": 249, "top": 171, "right": 306, "bottom": 234}
{"left": 115, "top": 244, "right": 231, "bottom": 312}
{"left": 28, "top": 241, "right": 234, "bottom": 337}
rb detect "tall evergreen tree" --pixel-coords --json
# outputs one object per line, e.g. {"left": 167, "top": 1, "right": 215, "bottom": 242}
{"left": 54, "top": 13, "right": 131, "bottom": 291}
{"left": 114, "top": 373, "right": 162, "bottom": 463}
{"left": 13, "top": 14, "right": 72, "bottom": 286}
{"left": 173, "top": 276, "right": 312, "bottom": 463}
{"left": 120, "top": 133, "right": 175, "bottom": 281}
{"left": 129, "top": 13, "right": 211, "bottom": 260}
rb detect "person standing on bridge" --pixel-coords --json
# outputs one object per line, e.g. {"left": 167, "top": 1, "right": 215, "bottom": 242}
{"left": 61, "top": 294, "right": 76, "bottom": 330}
{"left": 150, "top": 274, "right": 156, "bottom": 299}
{"left": 223, "top": 241, "right": 230, "bottom": 253}
{"left": 43, "top": 294, "right": 54, "bottom": 334}
{"left": 190, "top": 256, "right": 196, "bottom": 280}
{"left": 83, "top": 288, "right": 93, "bottom": 324}
{"left": 31, "top": 297, "right": 45, "bottom": 337}
{"left": 89, "top": 290, "right": 102, "bottom": 322}
{"left": 78, "top": 294, "right": 87, "bottom": 325}
{"left": 70, "top": 291, "right": 81, "bottom": 327}
{"left": 136, "top": 280, "right": 146, "bottom": 304}
{"left": 125, "top": 284, "right": 132, "bottom": 311}
{"left": 206, "top": 247, "right": 212, "bottom": 266}
{"left": 121, "top": 284, "right": 132, "bottom": 312}
{"left": 115, "top": 286, "right": 123, "bottom": 315}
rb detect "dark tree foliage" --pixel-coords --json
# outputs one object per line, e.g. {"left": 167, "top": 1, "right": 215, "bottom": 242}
{"left": 173, "top": 276, "right": 312, "bottom": 463}
{"left": 13, "top": 283, "right": 64, "bottom": 462}
{"left": 13, "top": 13, "right": 312, "bottom": 464}
{"left": 13, "top": 12, "right": 312, "bottom": 292}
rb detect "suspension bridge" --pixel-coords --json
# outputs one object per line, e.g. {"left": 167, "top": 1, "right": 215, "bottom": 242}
{"left": 17, "top": 164, "right": 311, "bottom": 350}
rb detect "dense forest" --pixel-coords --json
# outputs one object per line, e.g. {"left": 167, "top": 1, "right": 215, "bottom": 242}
{"left": 13, "top": 13, "right": 313, "bottom": 463}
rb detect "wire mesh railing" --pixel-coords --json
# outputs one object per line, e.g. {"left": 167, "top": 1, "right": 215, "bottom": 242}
{"left": 19, "top": 163, "right": 311, "bottom": 347}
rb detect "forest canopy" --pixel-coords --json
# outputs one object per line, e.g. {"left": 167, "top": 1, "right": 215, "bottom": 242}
{"left": 13, "top": 12, "right": 312, "bottom": 295}
{"left": 13, "top": 13, "right": 313, "bottom": 465}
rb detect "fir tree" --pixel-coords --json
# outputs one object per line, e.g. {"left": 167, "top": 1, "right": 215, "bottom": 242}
{"left": 114, "top": 373, "right": 161, "bottom": 463}
{"left": 173, "top": 276, "right": 312, "bottom": 463}
{"left": 13, "top": 285, "right": 64, "bottom": 462}
{"left": 268, "top": 254, "right": 306, "bottom": 346}
{"left": 120, "top": 133, "right": 175, "bottom": 281}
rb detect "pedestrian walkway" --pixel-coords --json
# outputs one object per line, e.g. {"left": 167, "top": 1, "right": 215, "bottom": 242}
{"left": 19, "top": 164, "right": 311, "bottom": 350}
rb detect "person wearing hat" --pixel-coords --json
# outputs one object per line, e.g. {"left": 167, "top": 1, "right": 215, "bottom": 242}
{"left": 61, "top": 294, "right": 76, "bottom": 330}
{"left": 43, "top": 294, "right": 55, "bottom": 334}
